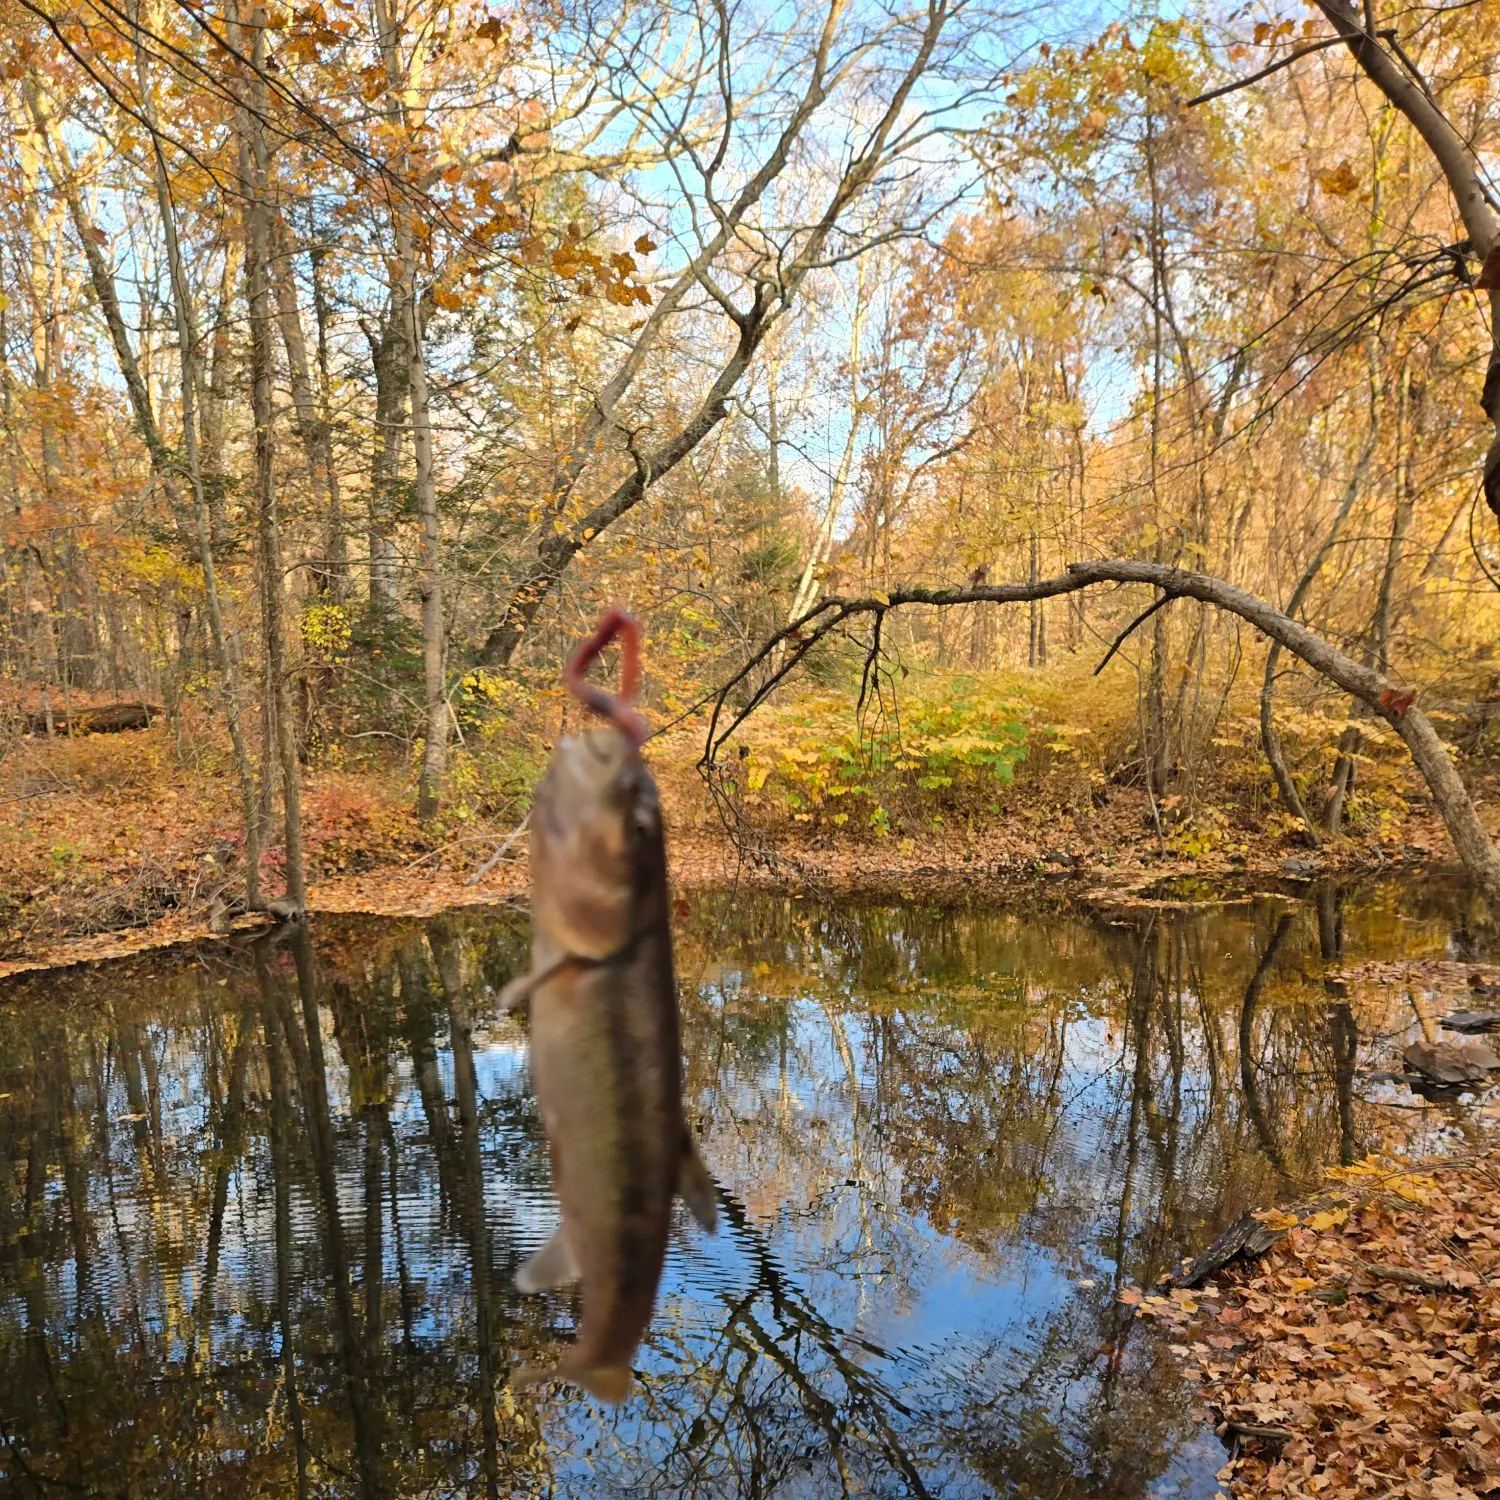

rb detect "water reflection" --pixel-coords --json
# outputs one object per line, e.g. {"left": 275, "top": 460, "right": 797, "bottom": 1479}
{"left": 0, "top": 882, "right": 1490, "bottom": 1497}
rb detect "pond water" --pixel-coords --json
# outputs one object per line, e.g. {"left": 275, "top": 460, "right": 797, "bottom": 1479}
{"left": 0, "top": 879, "right": 1495, "bottom": 1499}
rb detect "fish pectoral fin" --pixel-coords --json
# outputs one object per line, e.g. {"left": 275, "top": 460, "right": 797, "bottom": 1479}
{"left": 515, "top": 1226, "right": 580, "bottom": 1293}
{"left": 678, "top": 1132, "right": 718, "bottom": 1233}
{"left": 499, "top": 951, "right": 591, "bottom": 1012}
{"left": 497, "top": 969, "right": 537, "bottom": 1012}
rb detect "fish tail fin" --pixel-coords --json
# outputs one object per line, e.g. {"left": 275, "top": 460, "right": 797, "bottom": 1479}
{"left": 573, "top": 1364, "right": 634, "bottom": 1403}
{"left": 679, "top": 1132, "right": 718, "bottom": 1233}
{"left": 511, "top": 1362, "right": 634, "bottom": 1404}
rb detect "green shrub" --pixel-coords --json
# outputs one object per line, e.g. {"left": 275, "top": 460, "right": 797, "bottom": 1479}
{"left": 735, "top": 673, "right": 1030, "bottom": 833}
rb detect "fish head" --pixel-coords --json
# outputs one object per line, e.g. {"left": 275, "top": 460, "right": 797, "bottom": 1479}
{"left": 530, "top": 727, "right": 665, "bottom": 959}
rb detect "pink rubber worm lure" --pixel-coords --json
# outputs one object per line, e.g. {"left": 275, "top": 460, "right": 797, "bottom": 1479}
{"left": 564, "top": 608, "right": 649, "bottom": 747}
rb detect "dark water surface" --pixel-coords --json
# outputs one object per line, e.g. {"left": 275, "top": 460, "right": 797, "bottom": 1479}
{"left": 1, "top": 880, "right": 1494, "bottom": 1498}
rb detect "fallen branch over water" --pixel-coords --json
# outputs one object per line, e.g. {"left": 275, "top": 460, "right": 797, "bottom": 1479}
{"left": 705, "top": 560, "right": 1500, "bottom": 906}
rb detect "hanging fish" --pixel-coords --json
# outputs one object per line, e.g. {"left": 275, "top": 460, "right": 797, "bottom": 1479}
{"left": 502, "top": 608, "right": 717, "bottom": 1404}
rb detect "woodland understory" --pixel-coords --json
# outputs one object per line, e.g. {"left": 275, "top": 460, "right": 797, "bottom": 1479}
{"left": 0, "top": 694, "right": 1494, "bottom": 975}
{"left": 1, "top": 0, "right": 1500, "bottom": 947}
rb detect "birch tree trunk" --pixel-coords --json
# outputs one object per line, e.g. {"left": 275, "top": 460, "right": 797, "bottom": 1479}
{"left": 786, "top": 256, "right": 869, "bottom": 627}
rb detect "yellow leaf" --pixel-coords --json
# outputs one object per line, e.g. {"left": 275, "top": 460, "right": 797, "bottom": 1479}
{"left": 1303, "top": 1206, "right": 1349, "bottom": 1232}
{"left": 1253, "top": 1210, "right": 1300, "bottom": 1232}
{"left": 1314, "top": 160, "right": 1361, "bottom": 197}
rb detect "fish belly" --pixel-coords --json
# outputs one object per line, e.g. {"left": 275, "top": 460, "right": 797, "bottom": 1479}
{"left": 528, "top": 923, "right": 682, "bottom": 1374}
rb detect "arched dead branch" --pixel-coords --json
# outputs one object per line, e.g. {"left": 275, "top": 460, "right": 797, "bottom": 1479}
{"left": 702, "top": 559, "right": 1500, "bottom": 905}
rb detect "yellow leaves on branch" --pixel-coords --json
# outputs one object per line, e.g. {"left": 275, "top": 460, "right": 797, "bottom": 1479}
{"left": 1253, "top": 18, "right": 1296, "bottom": 45}
{"left": 544, "top": 225, "right": 654, "bottom": 307}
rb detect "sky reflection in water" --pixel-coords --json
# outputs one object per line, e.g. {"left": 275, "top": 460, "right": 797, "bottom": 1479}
{"left": 0, "top": 879, "right": 1491, "bottom": 1498}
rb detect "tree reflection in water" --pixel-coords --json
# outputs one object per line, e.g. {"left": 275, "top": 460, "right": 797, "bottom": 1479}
{"left": 0, "top": 880, "right": 1487, "bottom": 1497}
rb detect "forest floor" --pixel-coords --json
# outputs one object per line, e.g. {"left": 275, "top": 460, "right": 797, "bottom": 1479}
{"left": 0, "top": 714, "right": 1493, "bottom": 976}
{"left": 1126, "top": 1146, "right": 1500, "bottom": 1500}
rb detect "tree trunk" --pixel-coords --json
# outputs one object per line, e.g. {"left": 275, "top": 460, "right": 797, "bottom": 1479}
{"left": 366, "top": 314, "right": 406, "bottom": 615}
{"left": 401, "top": 262, "right": 446, "bottom": 816}
{"left": 203, "top": 247, "right": 239, "bottom": 555}
{"left": 136, "top": 10, "right": 262, "bottom": 907}
{"left": 272, "top": 215, "right": 346, "bottom": 603}
{"left": 1321, "top": 723, "right": 1361, "bottom": 836}
{"left": 1262, "top": 360, "right": 1382, "bottom": 843}
{"left": 786, "top": 257, "right": 868, "bottom": 628}
{"left": 309, "top": 242, "right": 347, "bottom": 601}
{"left": 240, "top": 0, "right": 305, "bottom": 913}
{"left": 372, "top": 0, "right": 445, "bottom": 814}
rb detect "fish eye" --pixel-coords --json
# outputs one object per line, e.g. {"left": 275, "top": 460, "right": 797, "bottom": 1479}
{"left": 629, "top": 778, "right": 660, "bottom": 837}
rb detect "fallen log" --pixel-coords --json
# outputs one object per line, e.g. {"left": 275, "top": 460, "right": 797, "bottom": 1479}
{"left": 1167, "top": 1192, "right": 1350, "bottom": 1288}
{"left": 1168, "top": 1210, "right": 1291, "bottom": 1289}
{"left": 19, "top": 702, "right": 161, "bottom": 736}
{"left": 1442, "top": 1009, "right": 1500, "bottom": 1035}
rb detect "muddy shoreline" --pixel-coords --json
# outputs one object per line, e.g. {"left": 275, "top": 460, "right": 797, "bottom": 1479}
{"left": 0, "top": 817, "right": 1463, "bottom": 983}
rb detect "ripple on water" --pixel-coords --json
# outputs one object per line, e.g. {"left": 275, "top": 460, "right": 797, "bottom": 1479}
{"left": 0, "top": 876, "right": 1491, "bottom": 1496}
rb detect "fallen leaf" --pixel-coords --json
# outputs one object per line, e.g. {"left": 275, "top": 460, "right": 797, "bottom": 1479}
{"left": 1314, "top": 160, "right": 1361, "bottom": 196}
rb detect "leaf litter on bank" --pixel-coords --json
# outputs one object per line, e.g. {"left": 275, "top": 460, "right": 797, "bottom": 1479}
{"left": 1120, "top": 1150, "right": 1500, "bottom": 1499}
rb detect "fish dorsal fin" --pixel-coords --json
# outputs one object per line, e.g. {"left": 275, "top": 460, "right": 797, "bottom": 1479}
{"left": 515, "top": 1225, "right": 580, "bottom": 1293}
{"left": 678, "top": 1133, "right": 718, "bottom": 1233}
